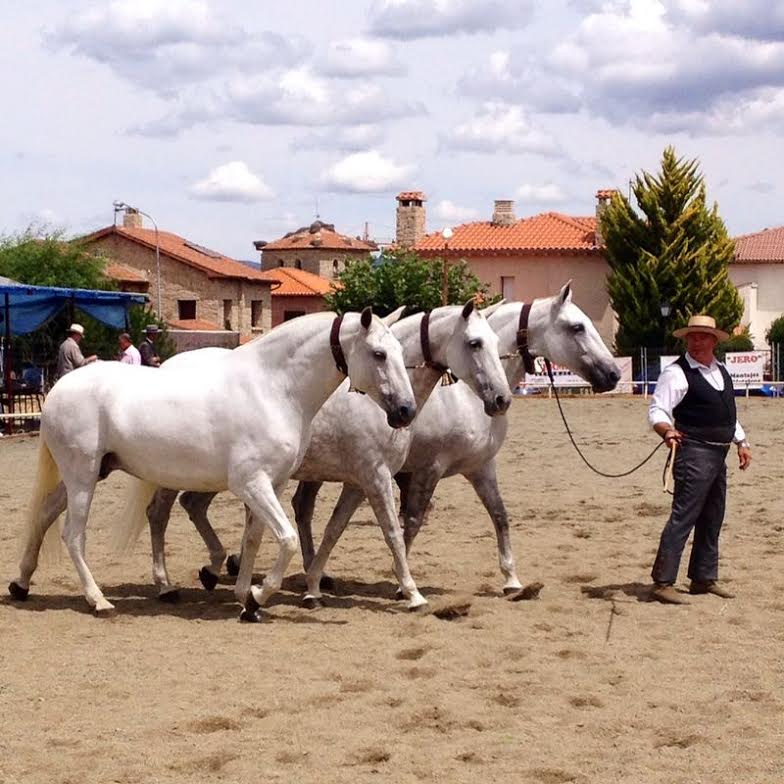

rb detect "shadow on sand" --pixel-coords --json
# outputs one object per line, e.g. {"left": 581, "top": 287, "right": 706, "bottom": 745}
{"left": 580, "top": 581, "right": 655, "bottom": 603}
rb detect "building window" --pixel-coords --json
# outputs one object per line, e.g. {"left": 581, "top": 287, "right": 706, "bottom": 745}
{"left": 178, "top": 300, "right": 196, "bottom": 320}
{"left": 223, "top": 299, "right": 233, "bottom": 330}
{"left": 295, "top": 259, "right": 302, "bottom": 269}
{"left": 278, "top": 259, "right": 285, "bottom": 267}
{"left": 501, "top": 276, "right": 515, "bottom": 300}
{"left": 333, "top": 259, "right": 339, "bottom": 272}
{"left": 251, "top": 300, "right": 263, "bottom": 328}
{"left": 284, "top": 310, "right": 306, "bottom": 321}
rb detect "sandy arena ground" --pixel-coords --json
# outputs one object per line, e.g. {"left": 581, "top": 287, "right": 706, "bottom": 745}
{"left": 0, "top": 396, "right": 782, "bottom": 784}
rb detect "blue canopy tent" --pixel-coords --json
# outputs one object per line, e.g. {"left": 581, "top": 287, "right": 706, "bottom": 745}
{"left": 1, "top": 278, "right": 147, "bottom": 419}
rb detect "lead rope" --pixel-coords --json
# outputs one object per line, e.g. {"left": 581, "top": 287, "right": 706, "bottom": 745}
{"left": 544, "top": 358, "right": 667, "bottom": 479}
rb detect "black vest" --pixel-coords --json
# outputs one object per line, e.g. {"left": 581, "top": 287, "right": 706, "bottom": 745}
{"left": 672, "top": 355, "right": 736, "bottom": 443}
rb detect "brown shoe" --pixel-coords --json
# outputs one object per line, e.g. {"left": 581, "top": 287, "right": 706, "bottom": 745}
{"left": 689, "top": 581, "right": 735, "bottom": 599}
{"left": 651, "top": 583, "right": 689, "bottom": 605}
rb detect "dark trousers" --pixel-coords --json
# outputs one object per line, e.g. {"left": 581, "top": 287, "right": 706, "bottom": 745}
{"left": 651, "top": 440, "right": 730, "bottom": 585}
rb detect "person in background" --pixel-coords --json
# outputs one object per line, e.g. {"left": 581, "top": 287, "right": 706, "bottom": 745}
{"left": 21, "top": 362, "right": 44, "bottom": 392}
{"left": 56, "top": 323, "right": 97, "bottom": 379}
{"left": 139, "top": 325, "right": 161, "bottom": 367}
{"left": 647, "top": 315, "right": 752, "bottom": 605}
{"left": 118, "top": 332, "right": 141, "bottom": 365}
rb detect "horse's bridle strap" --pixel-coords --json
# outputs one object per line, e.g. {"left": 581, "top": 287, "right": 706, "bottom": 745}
{"left": 420, "top": 311, "right": 449, "bottom": 375}
{"left": 517, "top": 302, "right": 537, "bottom": 375}
{"left": 330, "top": 314, "right": 348, "bottom": 376}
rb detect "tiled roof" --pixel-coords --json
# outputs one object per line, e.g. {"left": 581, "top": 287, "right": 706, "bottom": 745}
{"left": 84, "top": 226, "right": 275, "bottom": 282}
{"left": 167, "top": 318, "right": 224, "bottom": 331}
{"left": 263, "top": 220, "right": 376, "bottom": 252}
{"left": 260, "top": 267, "right": 334, "bottom": 297}
{"left": 397, "top": 191, "right": 426, "bottom": 201}
{"left": 105, "top": 262, "right": 148, "bottom": 283}
{"left": 733, "top": 225, "right": 784, "bottom": 263}
{"left": 414, "top": 212, "right": 600, "bottom": 256}
{"left": 596, "top": 189, "right": 619, "bottom": 200}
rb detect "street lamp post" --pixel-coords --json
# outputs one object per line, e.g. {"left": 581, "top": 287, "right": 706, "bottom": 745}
{"left": 440, "top": 227, "right": 453, "bottom": 306}
{"left": 660, "top": 299, "right": 671, "bottom": 350}
{"left": 113, "top": 200, "right": 162, "bottom": 317}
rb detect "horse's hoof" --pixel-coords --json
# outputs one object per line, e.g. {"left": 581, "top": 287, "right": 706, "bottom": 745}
{"left": 94, "top": 605, "right": 117, "bottom": 618}
{"left": 395, "top": 587, "right": 404, "bottom": 600}
{"left": 302, "top": 595, "right": 322, "bottom": 610}
{"left": 226, "top": 554, "right": 241, "bottom": 577}
{"left": 198, "top": 567, "right": 219, "bottom": 591}
{"left": 503, "top": 586, "right": 523, "bottom": 596}
{"left": 507, "top": 581, "right": 544, "bottom": 602}
{"left": 319, "top": 575, "right": 336, "bottom": 592}
{"left": 8, "top": 581, "right": 29, "bottom": 601}
{"left": 238, "top": 608, "right": 264, "bottom": 623}
{"left": 408, "top": 602, "right": 429, "bottom": 613}
{"left": 158, "top": 588, "right": 180, "bottom": 603}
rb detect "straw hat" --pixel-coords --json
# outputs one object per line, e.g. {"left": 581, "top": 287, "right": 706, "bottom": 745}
{"left": 68, "top": 323, "right": 85, "bottom": 336}
{"left": 672, "top": 315, "right": 729, "bottom": 342}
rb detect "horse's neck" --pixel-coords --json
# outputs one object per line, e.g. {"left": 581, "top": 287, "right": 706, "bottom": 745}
{"left": 491, "top": 301, "right": 552, "bottom": 387}
{"left": 237, "top": 314, "right": 345, "bottom": 420}
{"left": 392, "top": 309, "right": 455, "bottom": 409}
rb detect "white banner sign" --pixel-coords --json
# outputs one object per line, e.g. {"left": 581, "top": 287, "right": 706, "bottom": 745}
{"left": 661, "top": 352, "right": 765, "bottom": 386}
{"left": 522, "top": 356, "right": 633, "bottom": 393}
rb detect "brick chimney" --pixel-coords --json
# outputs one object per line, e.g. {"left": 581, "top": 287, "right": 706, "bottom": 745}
{"left": 491, "top": 199, "right": 516, "bottom": 226}
{"left": 594, "top": 189, "right": 618, "bottom": 247}
{"left": 123, "top": 208, "right": 143, "bottom": 229}
{"left": 395, "top": 191, "right": 426, "bottom": 248}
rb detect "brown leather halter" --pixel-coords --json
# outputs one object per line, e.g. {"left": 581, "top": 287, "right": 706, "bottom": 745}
{"left": 516, "top": 302, "right": 537, "bottom": 375}
{"left": 418, "top": 311, "right": 457, "bottom": 385}
{"left": 329, "top": 314, "right": 348, "bottom": 375}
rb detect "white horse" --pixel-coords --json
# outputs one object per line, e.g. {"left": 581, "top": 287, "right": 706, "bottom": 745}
{"left": 293, "top": 283, "right": 621, "bottom": 597}
{"left": 130, "top": 300, "right": 512, "bottom": 610}
{"left": 8, "top": 309, "right": 415, "bottom": 620}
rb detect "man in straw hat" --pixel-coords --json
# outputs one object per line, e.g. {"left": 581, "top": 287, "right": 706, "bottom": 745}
{"left": 56, "top": 323, "right": 97, "bottom": 380}
{"left": 139, "top": 324, "right": 161, "bottom": 367}
{"left": 647, "top": 315, "right": 752, "bottom": 604}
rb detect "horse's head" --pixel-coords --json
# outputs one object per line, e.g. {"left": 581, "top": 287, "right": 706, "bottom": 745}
{"left": 344, "top": 307, "right": 417, "bottom": 428}
{"left": 445, "top": 300, "right": 512, "bottom": 416}
{"left": 532, "top": 282, "right": 621, "bottom": 393}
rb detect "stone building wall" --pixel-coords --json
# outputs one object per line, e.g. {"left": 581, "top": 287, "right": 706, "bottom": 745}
{"left": 260, "top": 247, "right": 368, "bottom": 280}
{"left": 86, "top": 234, "right": 273, "bottom": 337}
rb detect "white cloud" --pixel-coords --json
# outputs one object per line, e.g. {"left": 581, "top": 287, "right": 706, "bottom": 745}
{"left": 443, "top": 104, "right": 559, "bottom": 155}
{"left": 516, "top": 183, "right": 568, "bottom": 203}
{"left": 292, "top": 124, "right": 386, "bottom": 152}
{"left": 189, "top": 161, "right": 273, "bottom": 203}
{"left": 369, "top": 0, "right": 534, "bottom": 39}
{"left": 434, "top": 199, "right": 479, "bottom": 223}
{"left": 665, "top": 0, "right": 784, "bottom": 41}
{"left": 318, "top": 37, "right": 404, "bottom": 77}
{"left": 321, "top": 151, "right": 415, "bottom": 193}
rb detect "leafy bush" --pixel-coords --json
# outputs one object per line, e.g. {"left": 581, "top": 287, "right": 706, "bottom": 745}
{"left": 765, "top": 315, "right": 784, "bottom": 346}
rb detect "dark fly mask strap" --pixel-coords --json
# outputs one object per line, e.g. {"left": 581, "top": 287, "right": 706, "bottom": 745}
{"left": 517, "top": 302, "right": 538, "bottom": 375}
{"left": 420, "top": 311, "right": 457, "bottom": 386}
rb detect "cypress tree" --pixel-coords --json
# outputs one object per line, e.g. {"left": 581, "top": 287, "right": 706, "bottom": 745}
{"left": 601, "top": 147, "right": 743, "bottom": 354}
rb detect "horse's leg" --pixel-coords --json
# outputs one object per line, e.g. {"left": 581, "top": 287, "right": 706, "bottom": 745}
{"left": 394, "top": 472, "right": 411, "bottom": 519}
{"left": 291, "top": 480, "right": 323, "bottom": 571}
{"left": 61, "top": 479, "right": 114, "bottom": 613}
{"left": 303, "top": 484, "right": 365, "bottom": 605}
{"left": 399, "top": 468, "right": 441, "bottom": 554}
{"left": 12, "top": 482, "right": 67, "bottom": 597}
{"left": 366, "top": 472, "right": 428, "bottom": 610}
{"left": 465, "top": 461, "right": 522, "bottom": 594}
{"left": 231, "top": 475, "right": 298, "bottom": 622}
{"left": 178, "top": 491, "right": 224, "bottom": 588}
{"left": 147, "top": 488, "right": 179, "bottom": 600}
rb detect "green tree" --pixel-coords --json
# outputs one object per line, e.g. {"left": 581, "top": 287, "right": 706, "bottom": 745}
{"left": 600, "top": 147, "right": 743, "bottom": 354}
{"left": 765, "top": 315, "right": 784, "bottom": 346}
{"left": 716, "top": 325, "right": 754, "bottom": 360}
{"left": 324, "top": 250, "right": 492, "bottom": 315}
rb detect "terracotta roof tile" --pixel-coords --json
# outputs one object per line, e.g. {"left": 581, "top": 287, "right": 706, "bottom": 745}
{"left": 414, "top": 212, "right": 600, "bottom": 256}
{"left": 167, "top": 318, "right": 224, "bottom": 331}
{"left": 733, "top": 225, "right": 784, "bottom": 263}
{"left": 260, "top": 267, "right": 335, "bottom": 296}
{"left": 396, "top": 191, "right": 426, "bottom": 201}
{"left": 596, "top": 189, "right": 619, "bottom": 199}
{"left": 84, "top": 226, "right": 275, "bottom": 282}
{"left": 105, "top": 262, "right": 148, "bottom": 283}
{"left": 263, "top": 221, "right": 376, "bottom": 252}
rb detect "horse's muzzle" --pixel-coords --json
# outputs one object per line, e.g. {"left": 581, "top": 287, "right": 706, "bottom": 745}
{"left": 484, "top": 393, "right": 512, "bottom": 417}
{"left": 590, "top": 365, "right": 621, "bottom": 394}
{"left": 387, "top": 401, "right": 417, "bottom": 429}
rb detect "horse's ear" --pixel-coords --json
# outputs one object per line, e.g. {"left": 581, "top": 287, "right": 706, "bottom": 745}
{"left": 481, "top": 299, "right": 505, "bottom": 317}
{"left": 360, "top": 306, "right": 373, "bottom": 329}
{"left": 461, "top": 299, "right": 475, "bottom": 320}
{"left": 558, "top": 281, "right": 573, "bottom": 307}
{"left": 381, "top": 305, "right": 406, "bottom": 326}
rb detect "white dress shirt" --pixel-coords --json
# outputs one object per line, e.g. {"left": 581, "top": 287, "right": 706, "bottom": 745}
{"left": 120, "top": 345, "right": 142, "bottom": 366}
{"left": 648, "top": 353, "right": 746, "bottom": 443}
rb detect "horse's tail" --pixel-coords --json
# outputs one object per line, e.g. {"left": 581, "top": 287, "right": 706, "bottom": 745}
{"left": 111, "top": 477, "right": 159, "bottom": 555}
{"left": 21, "top": 438, "right": 64, "bottom": 564}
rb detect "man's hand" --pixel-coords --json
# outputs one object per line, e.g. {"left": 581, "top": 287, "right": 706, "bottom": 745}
{"left": 737, "top": 444, "right": 752, "bottom": 470}
{"left": 654, "top": 423, "right": 683, "bottom": 446}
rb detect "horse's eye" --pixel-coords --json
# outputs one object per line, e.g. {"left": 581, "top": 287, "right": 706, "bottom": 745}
{"left": 571, "top": 323, "right": 585, "bottom": 334}
{"left": 469, "top": 339, "right": 482, "bottom": 349}
{"left": 373, "top": 350, "right": 387, "bottom": 360}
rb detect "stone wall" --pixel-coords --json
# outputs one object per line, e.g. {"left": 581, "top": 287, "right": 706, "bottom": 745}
{"left": 396, "top": 204, "right": 426, "bottom": 248}
{"left": 261, "top": 247, "right": 368, "bottom": 281}
{"left": 168, "top": 330, "right": 240, "bottom": 354}
{"left": 87, "top": 234, "right": 273, "bottom": 337}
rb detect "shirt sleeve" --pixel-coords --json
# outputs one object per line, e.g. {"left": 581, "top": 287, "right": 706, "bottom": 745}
{"left": 648, "top": 363, "right": 688, "bottom": 430}
{"left": 67, "top": 342, "right": 86, "bottom": 368}
{"left": 733, "top": 420, "right": 746, "bottom": 443}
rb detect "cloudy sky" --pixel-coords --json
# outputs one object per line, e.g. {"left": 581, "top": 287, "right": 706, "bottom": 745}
{"left": 3, "top": 0, "right": 784, "bottom": 260}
